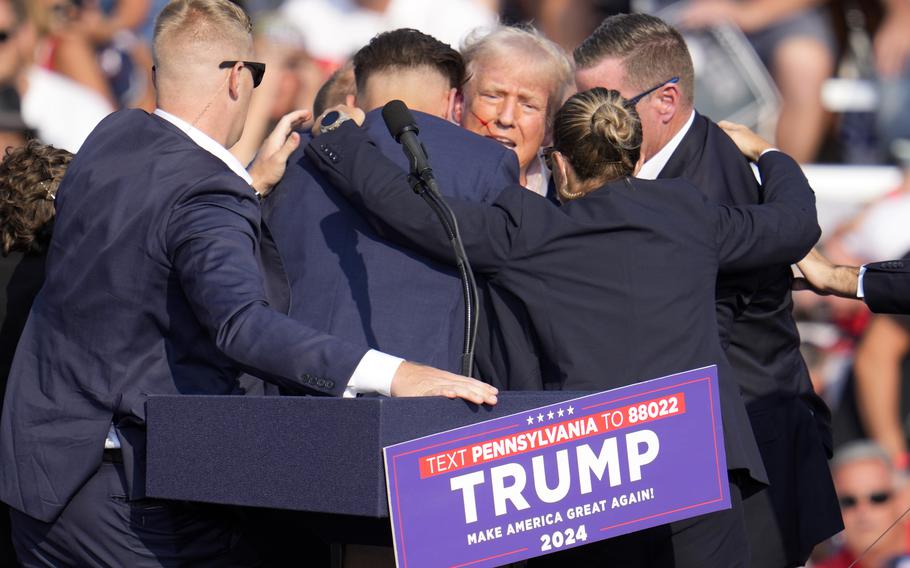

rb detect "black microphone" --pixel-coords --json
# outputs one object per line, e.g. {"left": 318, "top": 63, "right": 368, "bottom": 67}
{"left": 382, "top": 99, "right": 432, "bottom": 181}
{"left": 380, "top": 99, "right": 480, "bottom": 378}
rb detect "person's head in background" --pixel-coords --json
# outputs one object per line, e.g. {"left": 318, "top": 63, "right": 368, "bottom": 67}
{"left": 830, "top": 441, "right": 909, "bottom": 568}
{"left": 573, "top": 14, "right": 694, "bottom": 166}
{"left": 0, "top": 140, "right": 72, "bottom": 256}
{"left": 548, "top": 87, "right": 640, "bottom": 202}
{"left": 312, "top": 59, "right": 355, "bottom": 118}
{"left": 352, "top": 28, "right": 464, "bottom": 118}
{"left": 153, "top": 0, "right": 261, "bottom": 148}
{"left": 0, "top": 86, "right": 33, "bottom": 155}
{"left": 0, "top": 0, "right": 35, "bottom": 86}
{"left": 458, "top": 25, "right": 574, "bottom": 192}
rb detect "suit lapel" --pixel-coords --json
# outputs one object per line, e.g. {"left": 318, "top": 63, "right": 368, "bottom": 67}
{"left": 657, "top": 113, "right": 708, "bottom": 180}
{"left": 259, "top": 219, "right": 291, "bottom": 315}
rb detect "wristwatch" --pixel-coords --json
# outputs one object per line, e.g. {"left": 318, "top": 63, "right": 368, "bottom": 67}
{"left": 319, "top": 110, "right": 351, "bottom": 134}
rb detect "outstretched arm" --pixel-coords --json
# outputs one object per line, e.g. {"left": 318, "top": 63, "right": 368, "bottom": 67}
{"left": 794, "top": 248, "right": 860, "bottom": 298}
{"left": 712, "top": 122, "right": 821, "bottom": 271}
{"left": 305, "top": 109, "right": 523, "bottom": 275}
{"left": 167, "top": 173, "right": 497, "bottom": 405}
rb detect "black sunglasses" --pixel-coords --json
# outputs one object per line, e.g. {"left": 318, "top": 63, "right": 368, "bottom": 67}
{"left": 626, "top": 76, "right": 679, "bottom": 107}
{"left": 219, "top": 60, "right": 266, "bottom": 88}
{"left": 838, "top": 490, "right": 892, "bottom": 509}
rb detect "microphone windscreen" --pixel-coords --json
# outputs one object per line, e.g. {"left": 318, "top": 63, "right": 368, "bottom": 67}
{"left": 382, "top": 100, "right": 418, "bottom": 142}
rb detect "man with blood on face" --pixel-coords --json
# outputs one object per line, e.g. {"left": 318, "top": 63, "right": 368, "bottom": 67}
{"left": 457, "top": 25, "right": 573, "bottom": 198}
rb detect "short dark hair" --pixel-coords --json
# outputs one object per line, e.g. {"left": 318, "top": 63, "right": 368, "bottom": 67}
{"left": 0, "top": 140, "right": 73, "bottom": 256}
{"left": 352, "top": 28, "right": 465, "bottom": 94}
{"left": 574, "top": 14, "right": 694, "bottom": 106}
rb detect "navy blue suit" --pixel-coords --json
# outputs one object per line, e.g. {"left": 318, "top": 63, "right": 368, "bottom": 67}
{"left": 660, "top": 113, "right": 841, "bottom": 566}
{"left": 307, "top": 123, "right": 822, "bottom": 565}
{"left": 264, "top": 109, "right": 518, "bottom": 374}
{"left": 864, "top": 256, "right": 910, "bottom": 314}
{"left": 0, "top": 110, "right": 371, "bottom": 562}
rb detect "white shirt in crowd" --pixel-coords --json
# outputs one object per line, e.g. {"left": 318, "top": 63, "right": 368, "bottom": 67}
{"left": 21, "top": 66, "right": 114, "bottom": 153}
{"left": 281, "top": 0, "right": 496, "bottom": 65}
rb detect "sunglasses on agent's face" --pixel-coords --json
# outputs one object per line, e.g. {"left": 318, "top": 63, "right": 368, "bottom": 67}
{"left": 219, "top": 60, "right": 266, "bottom": 88}
{"left": 838, "top": 490, "right": 893, "bottom": 509}
{"left": 626, "top": 76, "right": 679, "bottom": 107}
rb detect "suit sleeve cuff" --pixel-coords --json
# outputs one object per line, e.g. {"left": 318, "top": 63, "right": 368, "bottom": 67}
{"left": 759, "top": 148, "right": 780, "bottom": 158}
{"left": 857, "top": 265, "right": 867, "bottom": 298}
{"left": 343, "top": 349, "right": 403, "bottom": 398}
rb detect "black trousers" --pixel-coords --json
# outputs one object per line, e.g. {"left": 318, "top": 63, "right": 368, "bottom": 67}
{"left": 744, "top": 397, "right": 842, "bottom": 568}
{"left": 10, "top": 460, "right": 259, "bottom": 567}
{"left": 527, "top": 479, "right": 748, "bottom": 567}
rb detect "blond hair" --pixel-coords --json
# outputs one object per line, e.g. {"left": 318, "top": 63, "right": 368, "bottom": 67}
{"left": 553, "top": 88, "right": 641, "bottom": 190}
{"left": 153, "top": 0, "right": 252, "bottom": 69}
{"left": 461, "top": 24, "right": 574, "bottom": 127}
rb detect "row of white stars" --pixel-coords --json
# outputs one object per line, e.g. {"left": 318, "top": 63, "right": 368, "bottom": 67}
{"left": 526, "top": 406, "right": 574, "bottom": 425}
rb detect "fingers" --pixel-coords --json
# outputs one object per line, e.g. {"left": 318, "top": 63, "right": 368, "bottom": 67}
{"left": 268, "top": 109, "right": 311, "bottom": 146}
{"left": 275, "top": 109, "right": 312, "bottom": 133}
{"left": 390, "top": 362, "right": 498, "bottom": 405}
{"left": 717, "top": 120, "right": 745, "bottom": 133}
{"left": 349, "top": 107, "right": 366, "bottom": 126}
{"left": 426, "top": 380, "right": 498, "bottom": 406}
{"left": 273, "top": 131, "right": 301, "bottom": 164}
{"left": 717, "top": 121, "right": 771, "bottom": 162}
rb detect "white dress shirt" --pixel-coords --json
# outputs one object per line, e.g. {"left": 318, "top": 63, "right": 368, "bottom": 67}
{"left": 857, "top": 266, "right": 867, "bottom": 298}
{"left": 524, "top": 153, "right": 551, "bottom": 197}
{"left": 636, "top": 111, "right": 696, "bottom": 180}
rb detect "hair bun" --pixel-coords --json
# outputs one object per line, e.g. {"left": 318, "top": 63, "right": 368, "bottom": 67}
{"left": 590, "top": 98, "right": 639, "bottom": 152}
{"left": 552, "top": 87, "right": 642, "bottom": 187}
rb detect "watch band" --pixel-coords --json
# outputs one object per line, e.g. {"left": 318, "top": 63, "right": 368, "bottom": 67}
{"left": 319, "top": 110, "right": 352, "bottom": 134}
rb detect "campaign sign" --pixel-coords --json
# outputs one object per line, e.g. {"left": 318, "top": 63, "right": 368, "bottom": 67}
{"left": 383, "top": 365, "right": 729, "bottom": 567}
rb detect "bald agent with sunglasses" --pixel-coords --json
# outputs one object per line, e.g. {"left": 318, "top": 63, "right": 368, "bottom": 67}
{"left": 573, "top": 13, "right": 841, "bottom": 568}
{"left": 0, "top": 1, "right": 496, "bottom": 565}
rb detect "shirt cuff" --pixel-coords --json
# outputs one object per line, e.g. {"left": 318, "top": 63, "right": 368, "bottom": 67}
{"left": 759, "top": 148, "right": 780, "bottom": 158}
{"left": 857, "top": 265, "right": 867, "bottom": 298}
{"left": 343, "top": 349, "right": 403, "bottom": 398}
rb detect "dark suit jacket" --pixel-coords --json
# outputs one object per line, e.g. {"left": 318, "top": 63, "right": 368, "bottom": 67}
{"left": 660, "top": 113, "right": 841, "bottom": 561}
{"left": 0, "top": 109, "right": 371, "bottom": 523}
{"left": 864, "top": 255, "right": 910, "bottom": 314}
{"left": 264, "top": 109, "right": 519, "bottom": 375}
{"left": 308, "top": 122, "right": 823, "bottom": 492}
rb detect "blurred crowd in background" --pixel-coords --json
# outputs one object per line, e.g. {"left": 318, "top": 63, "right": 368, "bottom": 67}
{"left": 1, "top": 0, "right": 910, "bottom": 564}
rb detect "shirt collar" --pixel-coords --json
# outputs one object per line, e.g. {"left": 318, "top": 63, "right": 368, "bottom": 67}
{"left": 153, "top": 108, "right": 253, "bottom": 185}
{"left": 524, "top": 152, "right": 551, "bottom": 197}
{"left": 636, "top": 110, "right": 696, "bottom": 180}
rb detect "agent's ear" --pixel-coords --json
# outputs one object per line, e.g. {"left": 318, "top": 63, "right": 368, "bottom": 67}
{"left": 452, "top": 90, "right": 464, "bottom": 124}
{"left": 228, "top": 63, "right": 243, "bottom": 100}
{"left": 552, "top": 151, "right": 583, "bottom": 201}
{"left": 443, "top": 87, "right": 458, "bottom": 122}
{"left": 654, "top": 82, "right": 681, "bottom": 124}
{"left": 550, "top": 150, "right": 568, "bottom": 191}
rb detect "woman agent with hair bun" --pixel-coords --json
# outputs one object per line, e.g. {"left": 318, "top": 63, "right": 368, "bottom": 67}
{"left": 308, "top": 89, "right": 820, "bottom": 566}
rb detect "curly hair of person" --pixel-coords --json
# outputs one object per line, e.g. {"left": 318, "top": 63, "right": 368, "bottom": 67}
{"left": 553, "top": 87, "right": 642, "bottom": 185}
{"left": 0, "top": 140, "right": 73, "bottom": 256}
